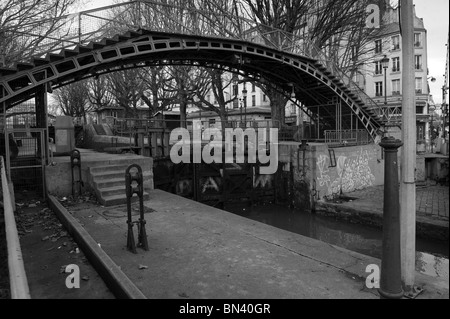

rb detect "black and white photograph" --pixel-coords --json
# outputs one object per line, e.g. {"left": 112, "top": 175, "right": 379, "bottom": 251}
{"left": 0, "top": 0, "right": 448, "bottom": 308}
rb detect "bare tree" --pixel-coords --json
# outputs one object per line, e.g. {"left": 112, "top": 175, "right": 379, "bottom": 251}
{"left": 196, "top": 0, "right": 383, "bottom": 128}
{"left": 194, "top": 69, "right": 236, "bottom": 122}
{"left": 106, "top": 69, "right": 147, "bottom": 118}
{"left": 140, "top": 66, "right": 178, "bottom": 118}
{"left": 86, "top": 76, "right": 113, "bottom": 112}
{"left": 47, "top": 101, "right": 63, "bottom": 117}
{"left": 0, "top": 0, "right": 80, "bottom": 66}
{"left": 161, "top": 66, "right": 202, "bottom": 128}
{"left": 53, "top": 81, "right": 90, "bottom": 122}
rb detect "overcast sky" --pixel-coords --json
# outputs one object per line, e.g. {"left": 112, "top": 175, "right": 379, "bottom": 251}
{"left": 78, "top": 0, "right": 449, "bottom": 104}
{"left": 414, "top": 0, "right": 449, "bottom": 104}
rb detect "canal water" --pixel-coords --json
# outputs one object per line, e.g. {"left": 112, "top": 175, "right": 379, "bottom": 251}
{"left": 228, "top": 204, "right": 449, "bottom": 280}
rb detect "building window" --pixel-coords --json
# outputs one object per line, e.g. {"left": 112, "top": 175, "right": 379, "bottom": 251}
{"left": 252, "top": 83, "right": 256, "bottom": 93}
{"left": 415, "top": 77, "right": 423, "bottom": 94}
{"left": 375, "top": 39, "right": 382, "bottom": 54}
{"left": 375, "top": 61, "right": 383, "bottom": 75}
{"left": 392, "top": 35, "right": 400, "bottom": 50}
{"left": 232, "top": 85, "right": 238, "bottom": 97}
{"left": 375, "top": 82, "right": 383, "bottom": 97}
{"left": 206, "top": 94, "right": 211, "bottom": 103}
{"left": 415, "top": 55, "right": 423, "bottom": 70}
{"left": 392, "top": 57, "right": 400, "bottom": 72}
{"left": 414, "top": 33, "right": 422, "bottom": 47}
{"left": 416, "top": 106, "right": 424, "bottom": 115}
{"left": 263, "top": 94, "right": 267, "bottom": 102}
{"left": 417, "top": 123, "right": 425, "bottom": 141}
{"left": 252, "top": 95, "right": 256, "bottom": 107}
{"left": 392, "top": 79, "right": 401, "bottom": 95}
{"left": 291, "top": 104, "right": 297, "bottom": 115}
{"left": 209, "top": 119, "right": 216, "bottom": 125}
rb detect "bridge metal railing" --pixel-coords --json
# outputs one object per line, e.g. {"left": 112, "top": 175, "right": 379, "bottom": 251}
{"left": 324, "top": 130, "right": 371, "bottom": 147}
{"left": 112, "top": 117, "right": 280, "bottom": 130}
{"left": 1, "top": 156, "right": 31, "bottom": 299}
{"left": 104, "top": 118, "right": 298, "bottom": 156}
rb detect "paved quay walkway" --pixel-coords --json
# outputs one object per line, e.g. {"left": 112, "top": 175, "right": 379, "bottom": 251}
{"left": 49, "top": 190, "right": 448, "bottom": 299}
{"left": 316, "top": 185, "right": 449, "bottom": 242}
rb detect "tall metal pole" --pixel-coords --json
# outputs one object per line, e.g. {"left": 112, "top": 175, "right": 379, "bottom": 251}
{"left": 384, "top": 68, "right": 388, "bottom": 106}
{"left": 400, "top": 0, "right": 417, "bottom": 293}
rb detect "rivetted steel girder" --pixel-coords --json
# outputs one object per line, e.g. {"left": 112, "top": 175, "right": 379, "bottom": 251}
{"left": 0, "top": 29, "right": 382, "bottom": 139}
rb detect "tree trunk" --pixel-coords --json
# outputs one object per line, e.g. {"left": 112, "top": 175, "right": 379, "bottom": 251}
{"left": 219, "top": 111, "right": 228, "bottom": 141}
{"left": 180, "top": 99, "right": 187, "bottom": 129}
{"left": 268, "top": 92, "right": 287, "bottom": 129}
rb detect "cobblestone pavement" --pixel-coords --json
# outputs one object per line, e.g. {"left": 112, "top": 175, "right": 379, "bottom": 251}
{"left": 416, "top": 186, "right": 449, "bottom": 220}
{"left": 344, "top": 184, "right": 449, "bottom": 222}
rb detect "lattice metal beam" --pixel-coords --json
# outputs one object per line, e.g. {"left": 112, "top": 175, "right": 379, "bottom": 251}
{"left": 0, "top": 30, "right": 382, "bottom": 140}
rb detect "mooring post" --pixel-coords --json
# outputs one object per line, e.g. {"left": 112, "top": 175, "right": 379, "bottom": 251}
{"left": 125, "top": 164, "right": 149, "bottom": 254}
{"left": 70, "top": 149, "right": 83, "bottom": 197}
{"left": 378, "top": 136, "right": 404, "bottom": 299}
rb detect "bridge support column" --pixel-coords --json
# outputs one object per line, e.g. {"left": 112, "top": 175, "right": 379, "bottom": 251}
{"left": 35, "top": 84, "right": 49, "bottom": 164}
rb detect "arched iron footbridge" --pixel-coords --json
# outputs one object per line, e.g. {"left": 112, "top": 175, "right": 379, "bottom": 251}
{"left": 0, "top": 0, "right": 384, "bottom": 140}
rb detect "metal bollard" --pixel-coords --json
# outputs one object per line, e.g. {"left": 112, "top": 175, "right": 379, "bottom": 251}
{"left": 378, "top": 137, "right": 404, "bottom": 299}
{"left": 125, "top": 164, "right": 149, "bottom": 254}
{"left": 70, "top": 149, "right": 83, "bottom": 197}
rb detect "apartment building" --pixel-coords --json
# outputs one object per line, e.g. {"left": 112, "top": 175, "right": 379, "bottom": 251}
{"left": 359, "top": 4, "right": 433, "bottom": 144}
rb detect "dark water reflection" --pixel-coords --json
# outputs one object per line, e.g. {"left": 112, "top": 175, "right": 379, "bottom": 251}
{"left": 228, "top": 204, "right": 449, "bottom": 280}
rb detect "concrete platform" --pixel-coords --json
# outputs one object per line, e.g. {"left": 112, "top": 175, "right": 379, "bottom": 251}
{"left": 49, "top": 190, "right": 448, "bottom": 299}
{"left": 46, "top": 149, "right": 153, "bottom": 198}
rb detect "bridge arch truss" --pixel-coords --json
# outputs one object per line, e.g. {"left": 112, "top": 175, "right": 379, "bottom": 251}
{"left": 0, "top": 29, "right": 382, "bottom": 140}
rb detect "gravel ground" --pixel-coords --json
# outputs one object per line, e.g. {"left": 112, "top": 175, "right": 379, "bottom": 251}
{"left": 7, "top": 190, "right": 114, "bottom": 299}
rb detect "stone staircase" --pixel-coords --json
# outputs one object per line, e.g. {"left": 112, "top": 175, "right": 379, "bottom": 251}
{"left": 88, "top": 161, "right": 153, "bottom": 207}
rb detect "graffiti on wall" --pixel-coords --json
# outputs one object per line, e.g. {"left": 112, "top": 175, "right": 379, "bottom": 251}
{"left": 254, "top": 174, "right": 274, "bottom": 189}
{"left": 317, "top": 148, "right": 376, "bottom": 197}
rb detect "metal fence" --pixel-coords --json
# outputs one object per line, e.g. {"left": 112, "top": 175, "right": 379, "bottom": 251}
{"left": 4, "top": 129, "right": 47, "bottom": 199}
{"left": 113, "top": 118, "right": 298, "bottom": 140}
{"left": 324, "top": 130, "right": 372, "bottom": 147}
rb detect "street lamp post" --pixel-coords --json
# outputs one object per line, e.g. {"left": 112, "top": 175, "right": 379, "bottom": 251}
{"left": 381, "top": 55, "right": 390, "bottom": 107}
{"left": 242, "top": 88, "right": 248, "bottom": 127}
{"left": 429, "top": 103, "right": 436, "bottom": 152}
{"left": 443, "top": 85, "right": 449, "bottom": 141}
{"left": 239, "top": 98, "right": 243, "bottom": 125}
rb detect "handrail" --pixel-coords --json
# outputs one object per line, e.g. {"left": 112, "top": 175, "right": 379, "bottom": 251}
{"left": 1, "top": 156, "right": 31, "bottom": 299}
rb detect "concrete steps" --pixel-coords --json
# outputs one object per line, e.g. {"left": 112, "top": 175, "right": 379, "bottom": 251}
{"left": 88, "top": 162, "right": 152, "bottom": 207}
